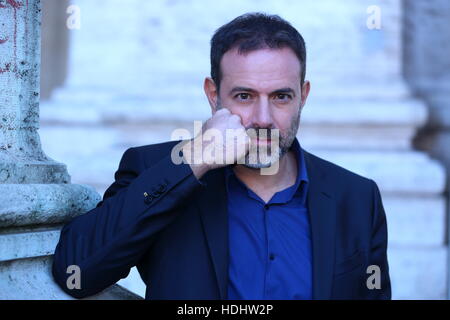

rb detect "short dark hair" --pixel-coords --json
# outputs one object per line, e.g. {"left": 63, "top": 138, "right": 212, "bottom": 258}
{"left": 210, "top": 12, "right": 307, "bottom": 92}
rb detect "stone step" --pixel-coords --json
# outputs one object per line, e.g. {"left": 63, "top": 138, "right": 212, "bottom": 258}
{"left": 39, "top": 125, "right": 446, "bottom": 195}
{"left": 42, "top": 93, "right": 426, "bottom": 127}
{"left": 0, "top": 255, "right": 142, "bottom": 299}
{"left": 383, "top": 196, "right": 446, "bottom": 247}
{"left": 40, "top": 94, "right": 427, "bottom": 151}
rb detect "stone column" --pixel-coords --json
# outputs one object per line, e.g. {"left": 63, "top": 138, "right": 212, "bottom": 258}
{"left": 403, "top": 0, "right": 450, "bottom": 299}
{"left": 0, "top": 0, "right": 139, "bottom": 299}
{"left": 293, "top": 0, "right": 448, "bottom": 299}
{"left": 39, "top": 0, "right": 447, "bottom": 298}
{"left": 40, "top": 0, "right": 69, "bottom": 100}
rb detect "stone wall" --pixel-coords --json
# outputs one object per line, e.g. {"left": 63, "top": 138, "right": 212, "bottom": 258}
{"left": 37, "top": 0, "right": 449, "bottom": 299}
{"left": 0, "top": 0, "right": 140, "bottom": 300}
{"left": 402, "top": 0, "right": 450, "bottom": 296}
{"left": 40, "top": 0, "right": 69, "bottom": 100}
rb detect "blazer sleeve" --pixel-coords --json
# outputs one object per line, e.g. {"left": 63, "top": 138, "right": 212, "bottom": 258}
{"left": 52, "top": 146, "right": 204, "bottom": 298}
{"left": 363, "top": 180, "right": 392, "bottom": 299}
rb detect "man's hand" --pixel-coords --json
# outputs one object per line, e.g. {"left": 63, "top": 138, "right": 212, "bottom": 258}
{"left": 182, "top": 108, "right": 250, "bottom": 180}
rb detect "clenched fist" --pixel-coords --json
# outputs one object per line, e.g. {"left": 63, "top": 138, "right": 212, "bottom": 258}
{"left": 181, "top": 108, "right": 251, "bottom": 179}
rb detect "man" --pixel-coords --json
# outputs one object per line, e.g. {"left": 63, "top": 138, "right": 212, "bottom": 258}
{"left": 52, "top": 13, "right": 391, "bottom": 300}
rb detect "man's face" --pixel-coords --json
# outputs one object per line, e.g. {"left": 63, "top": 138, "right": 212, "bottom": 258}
{"left": 206, "top": 47, "right": 310, "bottom": 168}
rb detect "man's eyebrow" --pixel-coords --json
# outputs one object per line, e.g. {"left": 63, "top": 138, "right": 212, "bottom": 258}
{"left": 229, "top": 87, "right": 257, "bottom": 95}
{"left": 271, "top": 88, "right": 296, "bottom": 96}
{"left": 229, "top": 87, "right": 296, "bottom": 96}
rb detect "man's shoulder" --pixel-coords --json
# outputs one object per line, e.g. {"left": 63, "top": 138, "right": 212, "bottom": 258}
{"left": 125, "top": 140, "right": 183, "bottom": 166}
{"left": 132, "top": 140, "right": 181, "bottom": 154}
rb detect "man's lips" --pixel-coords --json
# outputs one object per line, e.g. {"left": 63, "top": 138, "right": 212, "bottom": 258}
{"left": 254, "top": 138, "right": 272, "bottom": 144}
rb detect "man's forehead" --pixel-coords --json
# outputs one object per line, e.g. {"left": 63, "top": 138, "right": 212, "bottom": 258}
{"left": 219, "top": 48, "right": 301, "bottom": 94}
{"left": 220, "top": 47, "right": 301, "bottom": 84}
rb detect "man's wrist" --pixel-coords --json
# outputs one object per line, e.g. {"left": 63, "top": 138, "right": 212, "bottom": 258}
{"left": 181, "top": 139, "right": 211, "bottom": 180}
{"left": 189, "top": 164, "right": 210, "bottom": 181}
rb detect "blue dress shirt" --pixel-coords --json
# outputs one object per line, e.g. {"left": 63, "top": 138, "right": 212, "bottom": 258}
{"left": 225, "top": 138, "right": 312, "bottom": 300}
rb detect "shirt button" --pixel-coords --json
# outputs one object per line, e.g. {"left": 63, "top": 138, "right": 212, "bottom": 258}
{"left": 269, "top": 253, "right": 275, "bottom": 261}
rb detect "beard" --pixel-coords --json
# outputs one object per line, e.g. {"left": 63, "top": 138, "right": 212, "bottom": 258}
{"left": 215, "top": 97, "right": 301, "bottom": 169}
{"left": 242, "top": 111, "right": 300, "bottom": 169}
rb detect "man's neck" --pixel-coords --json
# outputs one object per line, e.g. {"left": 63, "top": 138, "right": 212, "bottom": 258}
{"left": 232, "top": 150, "right": 298, "bottom": 201}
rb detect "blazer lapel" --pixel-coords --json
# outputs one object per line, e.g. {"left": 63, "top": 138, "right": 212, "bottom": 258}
{"left": 194, "top": 168, "right": 229, "bottom": 299}
{"left": 193, "top": 151, "right": 337, "bottom": 300}
{"left": 304, "top": 151, "right": 337, "bottom": 300}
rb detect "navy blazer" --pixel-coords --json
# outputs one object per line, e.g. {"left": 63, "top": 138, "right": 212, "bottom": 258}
{"left": 52, "top": 140, "right": 391, "bottom": 300}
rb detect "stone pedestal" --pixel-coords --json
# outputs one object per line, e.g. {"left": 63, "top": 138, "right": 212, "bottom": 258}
{"left": 39, "top": 0, "right": 447, "bottom": 298}
{"left": 0, "top": 0, "right": 140, "bottom": 299}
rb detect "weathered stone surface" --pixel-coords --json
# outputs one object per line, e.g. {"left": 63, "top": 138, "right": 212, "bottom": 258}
{"left": 0, "top": 228, "right": 61, "bottom": 262}
{"left": 36, "top": 0, "right": 448, "bottom": 299}
{"left": 0, "top": 183, "right": 100, "bottom": 228}
{"left": 0, "top": 226, "right": 142, "bottom": 300}
{"left": 0, "top": 0, "right": 136, "bottom": 300}
{"left": 0, "top": 0, "right": 70, "bottom": 184}
{"left": 0, "top": 256, "right": 142, "bottom": 300}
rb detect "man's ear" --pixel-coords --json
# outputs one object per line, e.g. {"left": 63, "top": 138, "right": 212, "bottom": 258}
{"left": 204, "top": 77, "right": 219, "bottom": 114}
{"left": 300, "top": 80, "right": 311, "bottom": 109}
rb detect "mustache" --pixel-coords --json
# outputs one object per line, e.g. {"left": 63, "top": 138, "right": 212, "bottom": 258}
{"left": 244, "top": 127, "right": 280, "bottom": 139}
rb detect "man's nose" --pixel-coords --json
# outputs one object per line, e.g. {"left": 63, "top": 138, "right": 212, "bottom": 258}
{"left": 249, "top": 98, "right": 274, "bottom": 129}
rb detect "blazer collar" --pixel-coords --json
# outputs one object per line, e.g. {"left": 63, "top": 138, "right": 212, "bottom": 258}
{"left": 195, "top": 167, "right": 229, "bottom": 299}
{"left": 303, "top": 150, "right": 337, "bottom": 300}
{"left": 195, "top": 149, "right": 336, "bottom": 300}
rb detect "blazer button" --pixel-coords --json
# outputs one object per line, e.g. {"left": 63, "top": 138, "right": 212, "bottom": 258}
{"left": 151, "top": 191, "right": 160, "bottom": 198}
{"left": 144, "top": 196, "right": 153, "bottom": 204}
{"left": 157, "top": 183, "right": 166, "bottom": 193}
{"left": 144, "top": 192, "right": 153, "bottom": 204}
{"left": 151, "top": 184, "right": 165, "bottom": 197}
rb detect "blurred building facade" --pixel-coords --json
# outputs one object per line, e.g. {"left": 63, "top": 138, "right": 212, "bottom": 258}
{"left": 39, "top": 0, "right": 450, "bottom": 299}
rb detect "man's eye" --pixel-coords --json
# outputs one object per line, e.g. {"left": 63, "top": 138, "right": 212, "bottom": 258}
{"left": 236, "top": 93, "right": 251, "bottom": 100}
{"left": 275, "top": 94, "right": 291, "bottom": 100}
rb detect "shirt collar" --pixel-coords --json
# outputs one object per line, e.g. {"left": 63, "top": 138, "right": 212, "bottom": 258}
{"left": 286, "top": 137, "right": 309, "bottom": 204}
